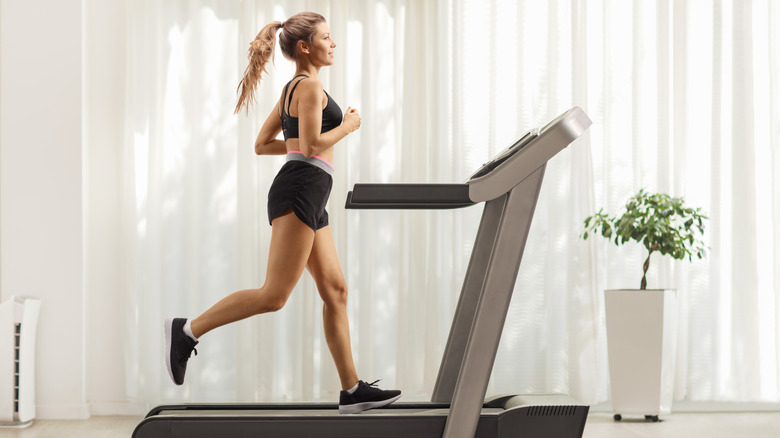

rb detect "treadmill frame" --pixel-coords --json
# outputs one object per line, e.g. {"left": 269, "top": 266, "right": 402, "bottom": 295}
{"left": 133, "top": 107, "right": 593, "bottom": 438}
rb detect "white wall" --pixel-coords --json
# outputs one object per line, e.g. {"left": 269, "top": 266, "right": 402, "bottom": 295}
{"left": 83, "top": 0, "right": 130, "bottom": 416}
{"left": 0, "top": 0, "right": 87, "bottom": 419}
{"left": 0, "top": 0, "right": 128, "bottom": 419}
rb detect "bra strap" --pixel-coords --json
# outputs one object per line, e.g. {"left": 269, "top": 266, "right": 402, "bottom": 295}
{"left": 284, "top": 74, "right": 310, "bottom": 115}
{"left": 279, "top": 81, "right": 291, "bottom": 117}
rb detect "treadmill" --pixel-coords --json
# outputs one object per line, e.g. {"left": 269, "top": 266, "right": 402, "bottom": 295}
{"left": 133, "top": 106, "right": 593, "bottom": 438}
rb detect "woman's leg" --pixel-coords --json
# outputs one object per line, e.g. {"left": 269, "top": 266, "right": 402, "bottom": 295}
{"left": 305, "top": 226, "right": 359, "bottom": 391}
{"left": 189, "top": 209, "right": 315, "bottom": 339}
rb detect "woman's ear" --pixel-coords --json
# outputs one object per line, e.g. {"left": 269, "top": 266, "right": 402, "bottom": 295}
{"left": 297, "top": 40, "right": 309, "bottom": 55}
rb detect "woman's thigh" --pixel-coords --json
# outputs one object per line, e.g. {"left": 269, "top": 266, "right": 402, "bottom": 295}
{"left": 266, "top": 208, "right": 316, "bottom": 295}
{"left": 306, "top": 226, "right": 347, "bottom": 304}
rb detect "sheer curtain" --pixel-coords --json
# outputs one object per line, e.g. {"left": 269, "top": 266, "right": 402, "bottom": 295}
{"left": 122, "top": 0, "right": 780, "bottom": 407}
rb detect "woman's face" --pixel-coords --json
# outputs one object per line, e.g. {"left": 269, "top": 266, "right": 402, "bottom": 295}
{"left": 307, "top": 22, "right": 336, "bottom": 66}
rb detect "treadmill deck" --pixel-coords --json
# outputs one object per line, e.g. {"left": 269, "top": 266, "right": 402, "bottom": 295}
{"left": 154, "top": 406, "right": 504, "bottom": 417}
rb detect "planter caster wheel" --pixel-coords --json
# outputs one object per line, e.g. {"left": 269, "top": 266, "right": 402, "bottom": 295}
{"left": 613, "top": 414, "right": 622, "bottom": 421}
{"left": 645, "top": 415, "right": 659, "bottom": 422}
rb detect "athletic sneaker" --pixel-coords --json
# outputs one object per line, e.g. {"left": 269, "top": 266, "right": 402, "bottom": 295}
{"left": 338, "top": 380, "right": 402, "bottom": 414}
{"left": 164, "top": 317, "right": 198, "bottom": 385}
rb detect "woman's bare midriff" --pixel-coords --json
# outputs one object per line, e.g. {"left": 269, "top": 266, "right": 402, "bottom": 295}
{"left": 285, "top": 139, "right": 335, "bottom": 165}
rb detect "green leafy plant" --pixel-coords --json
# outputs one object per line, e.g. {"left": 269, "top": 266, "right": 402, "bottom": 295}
{"left": 582, "top": 189, "right": 708, "bottom": 290}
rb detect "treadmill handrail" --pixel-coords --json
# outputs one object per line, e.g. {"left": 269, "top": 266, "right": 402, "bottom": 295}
{"left": 344, "top": 107, "right": 592, "bottom": 209}
{"left": 345, "top": 183, "right": 474, "bottom": 210}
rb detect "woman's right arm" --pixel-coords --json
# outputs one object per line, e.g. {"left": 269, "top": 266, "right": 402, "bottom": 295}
{"left": 254, "top": 101, "right": 287, "bottom": 155}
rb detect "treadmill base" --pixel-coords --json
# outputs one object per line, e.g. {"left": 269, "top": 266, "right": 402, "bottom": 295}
{"left": 133, "top": 395, "right": 588, "bottom": 438}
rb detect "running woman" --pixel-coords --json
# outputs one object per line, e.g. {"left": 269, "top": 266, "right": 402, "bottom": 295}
{"left": 164, "top": 11, "right": 401, "bottom": 414}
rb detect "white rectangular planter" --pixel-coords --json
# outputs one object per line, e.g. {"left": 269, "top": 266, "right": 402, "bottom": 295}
{"left": 605, "top": 289, "right": 677, "bottom": 418}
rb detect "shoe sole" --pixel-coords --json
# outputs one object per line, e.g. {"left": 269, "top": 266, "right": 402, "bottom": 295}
{"left": 164, "top": 317, "right": 179, "bottom": 385}
{"left": 338, "top": 393, "right": 402, "bottom": 414}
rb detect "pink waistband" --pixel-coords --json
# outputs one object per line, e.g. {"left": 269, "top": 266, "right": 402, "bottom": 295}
{"left": 287, "top": 151, "right": 335, "bottom": 174}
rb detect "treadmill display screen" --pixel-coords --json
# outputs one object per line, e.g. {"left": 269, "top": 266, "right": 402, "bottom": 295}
{"left": 468, "top": 128, "right": 539, "bottom": 180}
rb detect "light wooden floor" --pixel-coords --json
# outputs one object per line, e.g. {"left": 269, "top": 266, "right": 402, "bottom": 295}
{"left": 0, "top": 412, "right": 779, "bottom": 437}
{"left": 584, "top": 412, "right": 780, "bottom": 438}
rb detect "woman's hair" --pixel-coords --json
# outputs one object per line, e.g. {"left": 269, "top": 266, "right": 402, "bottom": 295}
{"left": 234, "top": 12, "right": 327, "bottom": 115}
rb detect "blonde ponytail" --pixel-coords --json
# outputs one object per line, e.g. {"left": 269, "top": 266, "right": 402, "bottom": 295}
{"left": 234, "top": 21, "right": 282, "bottom": 115}
{"left": 234, "top": 12, "right": 326, "bottom": 115}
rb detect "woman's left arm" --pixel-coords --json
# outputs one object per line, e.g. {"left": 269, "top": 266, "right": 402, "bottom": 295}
{"left": 297, "top": 80, "right": 355, "bottom": 158}
{"left": 254, "top": 101, "right": 287, "bottom": 155}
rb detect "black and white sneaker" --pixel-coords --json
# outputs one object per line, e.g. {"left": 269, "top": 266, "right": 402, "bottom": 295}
{"left": 338, "top": 380, "right": 402, "bottom": 414}
{"left": 164, "top": 317, "right": 198, "bottom": 385}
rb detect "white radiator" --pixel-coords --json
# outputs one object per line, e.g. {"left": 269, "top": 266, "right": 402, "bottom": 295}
{"left": 0, "top": 296, "right": 40, "bottom": 428}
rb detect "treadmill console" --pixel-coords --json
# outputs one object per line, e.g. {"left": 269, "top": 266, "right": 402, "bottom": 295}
{"left": 468, "top": 128, "right": 540, "bottom": 180}
{"left": 539, "top": 108, "right": 570, "bottom": 134}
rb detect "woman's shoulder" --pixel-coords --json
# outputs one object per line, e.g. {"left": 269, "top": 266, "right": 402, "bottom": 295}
{"left": 295, "top": 76, "right": 324, "bottom": 92}
{"left": 293, "top": 77, "right": 325, "bottom": 106}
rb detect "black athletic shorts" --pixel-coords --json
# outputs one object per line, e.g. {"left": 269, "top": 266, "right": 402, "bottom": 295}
{"left": 267, "top": 152, "right": 334, "bottom": 232}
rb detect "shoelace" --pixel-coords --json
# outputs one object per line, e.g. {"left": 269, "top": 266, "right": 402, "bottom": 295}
{"left": 178, "top": 347, "right": 197, "bottom": 361}
{"left": 361, "top": 379, "right": 385, "bottom": 393}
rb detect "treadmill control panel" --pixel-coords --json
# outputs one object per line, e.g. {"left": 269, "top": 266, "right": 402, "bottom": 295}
{"left": 468, "top": 128, "right": 540, "bottom": 180}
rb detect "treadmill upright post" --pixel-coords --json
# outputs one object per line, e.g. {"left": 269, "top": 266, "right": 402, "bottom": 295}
{"left": 432, "top": 190, "right": 505, "bottom": 402}
{"left": 441, "top": 165, "right": 547, "bottom": 438}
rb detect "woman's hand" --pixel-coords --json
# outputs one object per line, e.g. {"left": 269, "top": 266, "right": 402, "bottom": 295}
{"left": 343, "top": 107, "right": 362, "bottom": 133}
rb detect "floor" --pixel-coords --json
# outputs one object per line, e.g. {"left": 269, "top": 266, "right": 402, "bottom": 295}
{"left": 0, "top": 416, "right": 138, "bottom": 438}
{"left": 0, "top": 412, "right": 778, "bottom": 437}
{"left": 583, "top": 412, "right": 780, "bottom": 437}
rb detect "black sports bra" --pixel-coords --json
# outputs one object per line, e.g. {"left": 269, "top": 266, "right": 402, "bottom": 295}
{"left": 279, "top": 74, "right": 343, "bottom": 141}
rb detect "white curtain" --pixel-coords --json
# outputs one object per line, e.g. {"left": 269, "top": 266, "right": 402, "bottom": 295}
{"left": 122, "top": 0, "right": 780, "bottom": 407}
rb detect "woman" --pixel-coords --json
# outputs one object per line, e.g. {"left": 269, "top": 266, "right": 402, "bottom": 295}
{"left": 164, "top": 12, "right": 401, "bottom": 414}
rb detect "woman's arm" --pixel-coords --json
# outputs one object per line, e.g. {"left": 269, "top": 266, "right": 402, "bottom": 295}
{"left": 254, "top": 101, "right": 287, "bottom": 155}
{"left": 297, "top": 79, "right": 360, "bottom": 158}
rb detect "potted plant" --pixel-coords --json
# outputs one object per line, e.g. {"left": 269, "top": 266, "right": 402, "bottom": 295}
{"left": 582, "top": 189, "right": 707, "bottom": 421}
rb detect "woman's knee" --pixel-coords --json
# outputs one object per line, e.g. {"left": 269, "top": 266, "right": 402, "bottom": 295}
{"left": 321, "top": 280, "right": 348, "bottom": 307}
{"left": 255, "top": 285, "right": 293, "bottom": 313}
{"left": 264, "top": 296, "right": 289, "bottom": 313}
